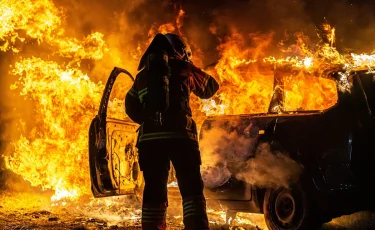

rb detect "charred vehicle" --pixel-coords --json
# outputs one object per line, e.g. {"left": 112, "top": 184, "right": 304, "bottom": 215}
{"left": 89, "top": 66, "right": 375, "bottom": 230}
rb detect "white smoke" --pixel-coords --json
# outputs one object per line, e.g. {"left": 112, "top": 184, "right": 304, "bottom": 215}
{"left": 235, "top": 142, "right": 303, "bottom": 188}
{"left": 200, "top": 120, "right": 302, "bottom": 189}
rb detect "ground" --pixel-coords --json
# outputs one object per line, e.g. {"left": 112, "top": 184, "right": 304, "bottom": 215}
{"left": 0, "top": 191, "right": 375, "bottom": 230}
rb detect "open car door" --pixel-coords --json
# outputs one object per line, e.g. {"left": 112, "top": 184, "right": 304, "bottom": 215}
{"left": 89, "top": 67, "right": 143, "bottom": 198}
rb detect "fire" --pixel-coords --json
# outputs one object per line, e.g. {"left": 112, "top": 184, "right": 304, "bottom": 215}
{"left": 147, "top": 9, "right": 186, "bottom": 43}
{"left": 207, "top": 208, "right": 227, "bottom": 224}
{"left": 351, "top": 53, "right": 375, "bottom": 71}
{"left": 200, "top": 31, "right": 275, "bottom": 116}
{"left": 321, "top": 23, "right": 336, "bottom": 47}
{"left": 5, "top": 57, "right": 104, "bottom": 199}
{"left": 1, "top": 0, "right": 108, "bottom": 201}
{"left": 2, "top": 0, "right": 375, "bottom": 228}
{"left": 0, "top": 0, "right": 61, "bottom": 52}
{"left": 282, "top": 73, "right": 338, "bottom": 111}
{"left": 199, "top": 22, "right": 375, "bottom": 116}
{"left": 0, "top": 0, "right": 107, "bottom": 60}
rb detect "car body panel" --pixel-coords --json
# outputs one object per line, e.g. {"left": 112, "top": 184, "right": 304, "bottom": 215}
{"left": 199, "top": 70, "right": 375, "bottom": 212}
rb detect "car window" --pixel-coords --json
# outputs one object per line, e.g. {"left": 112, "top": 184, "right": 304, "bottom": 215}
{"left": 358, "top": 73, "right": 375, "bottom": 116}
{"left": 282, "top": 73, "right": 338, "bottom": 112}
{"left": 107, "top": 74, "right": 133, "bottom": 120}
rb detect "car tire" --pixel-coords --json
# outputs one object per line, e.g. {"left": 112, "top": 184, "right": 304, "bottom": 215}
{"left": 263, "top": 183, "right": 320, "bottom": 230}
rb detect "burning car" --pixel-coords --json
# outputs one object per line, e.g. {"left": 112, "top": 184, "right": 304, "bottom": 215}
{"left": 89, "top": 66, "right": 375, "bottom": 230}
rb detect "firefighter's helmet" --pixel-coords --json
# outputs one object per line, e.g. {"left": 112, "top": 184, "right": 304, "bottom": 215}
{"left": 164, "top": 33, "right": 192, "bottom": 62}
{"left": 138, "top": 33, "right": 192, "bottom": 70}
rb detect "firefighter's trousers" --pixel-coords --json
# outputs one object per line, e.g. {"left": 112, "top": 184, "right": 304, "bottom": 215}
{"left": 138, "top": 139, "right": 209, "bottom": 230}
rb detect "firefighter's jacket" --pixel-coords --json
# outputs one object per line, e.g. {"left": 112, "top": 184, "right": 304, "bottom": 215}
{"left": 125, "top": 59, "right": 219, "bottom": 145}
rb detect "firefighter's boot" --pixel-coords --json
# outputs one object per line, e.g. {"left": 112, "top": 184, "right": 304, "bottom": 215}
{"left": 142, "top": 202, "right": 168, "bottom": 230}
{"left": 182, "top": 196, "right": 209, "bottom": 230}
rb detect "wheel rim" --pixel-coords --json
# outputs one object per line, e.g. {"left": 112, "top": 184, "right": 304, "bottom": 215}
{"left": 271, "top": 187, "right": 304, "bottom": 228}
{"left": 275, "top": 191, "right": 296, "bottom": 225}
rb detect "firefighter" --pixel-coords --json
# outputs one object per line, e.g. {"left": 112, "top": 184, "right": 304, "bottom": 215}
{"left": 125, "top": 33, "right": 219, "bottom": 230}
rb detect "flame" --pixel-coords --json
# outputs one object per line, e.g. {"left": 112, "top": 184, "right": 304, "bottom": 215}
{"left": 351, "top": 53, "right": 375, "bottom": 71}
{"left": 198, "top": 22, "right": 375, "bottom": 116}
{"left": 5, "top": 57, "right": 104, "bottom": 199}
{"left": 176, "top": 9, "right": 186, "bottom": 34}
{"left": 322, "top": 23, "right": 336, "bottom": 47}
{"left": 0, "top": 0, "right": 62, "bottom": 52}
{"left": 167, "top": 181, "right": 179, "bottom": 187}
{"left": 200, "top": 31, "right": 275, "bottom": 116}
{"left": 147, "top": 8, "right": 186, "bottom": 45}
{"left": 282, "top": 72, "right": 338, "bottom": 111}
{"left": 1, "top": 2, "right": 375, "bottom": 229}
{"left": 232, "top": 213, "right": 267, "bottom": 229}
{"left": 0, "top": 0, "right": 107, "bottom": 60}
{"left": 207, "top": 208, "right": 227, "bottom": 224}
{"left": 1, "top": 0, "right": 108, "bottom": 201}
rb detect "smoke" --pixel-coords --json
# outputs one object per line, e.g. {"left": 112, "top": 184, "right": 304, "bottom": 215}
{"left": 200, "top": 121, "right": 256, "bottom": 188}
{"left": 200, "top": 120, "right": 302, "bottom": 189}
{"left": 236, "top": 142, "right": 303, "bottom": 188}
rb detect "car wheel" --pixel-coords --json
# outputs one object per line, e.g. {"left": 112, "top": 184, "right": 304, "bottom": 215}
{"left": 263, "top": 184, "right": 318, "bottom": 230}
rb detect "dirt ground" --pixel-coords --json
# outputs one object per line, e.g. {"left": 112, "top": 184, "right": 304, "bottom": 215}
{"left": 0, "top": 191, "right": 375, "bottom": 230}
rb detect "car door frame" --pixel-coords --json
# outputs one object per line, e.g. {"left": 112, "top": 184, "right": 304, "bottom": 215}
{"left": 89, "top": 67, "right": 142, "bottom": 198}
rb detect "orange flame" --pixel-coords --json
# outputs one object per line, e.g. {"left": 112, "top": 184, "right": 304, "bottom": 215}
{"left": 5, "top": 57, "right": 104, "bottom": 200}
{"left": 1, "top": 0, "right": 108, "bottom": 201}
{"left": 1, "top": 0, "right": 375, "bottom": 207}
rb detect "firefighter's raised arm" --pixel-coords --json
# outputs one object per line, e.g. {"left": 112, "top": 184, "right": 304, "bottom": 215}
{"left": 190, "top": 63, "right": 220, "bottom": 99}
{"left": 125, "top": 75, "right": 143, "bottom": 124}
